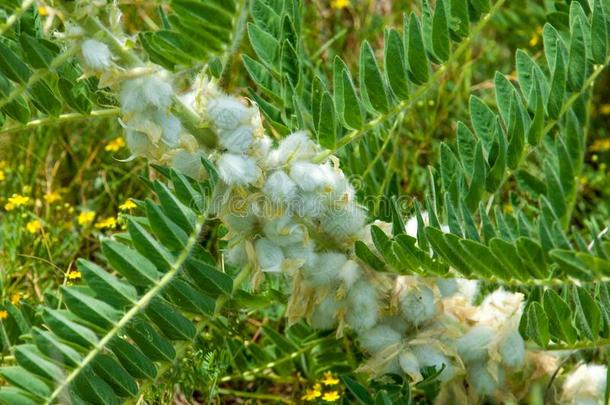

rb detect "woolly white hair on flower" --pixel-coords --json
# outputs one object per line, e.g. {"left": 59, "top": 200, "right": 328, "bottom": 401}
{"left": 398, "top": 282, "right": 438, "bottom": 327}
{"left": 338, "top": 260, "right": 362, "bottom": 290}
{"left": 321, "top": 203, "right": 367, "bottom": 241}
{"left": 120, "top": 75, "right": 173, "bottom": 114}
{"left": 310, "top": 294, "right": 343, "bottom": 330}
{"left": 359, "top": 324, "right": 402, "bottom": 354}
{"left": 81, "top": 39, "right": 112, "bottom": 71}
{"left": 276, "top": 131, "right": 317, "bottom": 163}
{"left": 412, "top": 345, "right": 456, "bottom": 382}
{"left": 291, "top": 191, "right": 326, "bottom": 218}
{"left": 345, "top": 280, "right": 379, "bottom": 331}
{"left": 254, "top": 238, "right": 284, "bottom": 273}
{"left": 217, "top": 153, "right": 261, "bottom": 186}
{"left": 206, "top": 95, "right": 255, "bottom": 132}
{"left": 398, "top": 350, "right": 421, "bottom": 380}
{"left": 467, "top": 361, "right": 503, "bottom": 396}
{"left": 262, "top": 214, "right": 306, "bottom": 246}
{"left": 263, "top": 170, "right": 297, "bottom": 204}
{"left": 153, "top": 111, "right": 182, "bottom": 147}
{"left": 454, "top": 326, "right": 493, "bottom": 364}
{"left": 224, "top": 242, "right": 248, "bottom": 267}
{"left": 289, "top": 162, "right": 330, "bottom": 192}
{"left": 498, "top": 330, "right": 525, "bottom": 369}
{"left": 125, "top": 129, "right": 157, "bottom": 158}
{"left": 561, "top": 364, "right": 608, "bottom": 405}
{"left": 218, "top": 125, "right": 254, "bottom": 153}
{"left": 302, "top": 252, "right": 346, "bottom": 286}
{"left": 283, "top": 240, "right": 317, "bottom": 268}
{"left": 474, "top": 289, "right": 524, "bottom": 327}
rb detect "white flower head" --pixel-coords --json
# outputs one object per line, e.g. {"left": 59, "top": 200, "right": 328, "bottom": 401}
{"left": 399, "top": 350, "right": 421, "bottom": 380}
{"left": 81, "top": 39, "right": 112, "bottom": 71}
{"left": 206, "top": 95, "right": 255, "bottom": 132}
{"left": 262, "top": 214, "right": 306, "bottom": 246}
{"left": 283, "top": 240, "right": 317, "bottom": 268}
{"left": 120, "top": 74, "right": 173, "bottom": 114}
{"left": 561, "top": 364, "right": 607, "bottom": 405}
{"left": 217, "top": 153, "right": 261, "bottom": 186}
{"left": 359, "top": 324, "right": 403, "bottom": 354}
{"left": 454, "top": 326, "right": 493, "bottom": 364}
{"left": 338, "top": 260, "right": 362, "bottom": 290}
{"left": 498, "top": 330, "right": 525, "bottom": 369}
{"left": 255, "top": 237, "right": 284, "bottom": 273}
{"left": 225, "top": 242, "right": 248, "bottom": 267}
{"left": 219, "top": 125, "right": 254, "bottom": 153}
{"left": 467, "top": 361, "right": 503, "bottom": 396}
{"left": 321, "top": 203, "right": 367, "bottom": 241}
{"left": 302, "top": 251, "right": 346, "bottom": 286}
{"left": 474, "top": 289, "right": 524, "bottom": 328}
{"left": 345, "top": 280, "right": 379, "bottom": 331}
{"left": 412, "top": 344, "right": 456, "bottom": 382}
{"left": 311, "top": 294, "right": 343, "bottom": 330}
{"left": 277, "top": 131, "right": 317, "bottom": 163}
{"left": 398, "top": 282, "right": 438, "bottom": 327}
{"left": 152, "top": 111, "right": 182, "bottom": 147}
{"left": 289, "top": 162, "right": 330, "bottom": 192}
{"left": 125, "top": 129, "right": 158, "bottom": 158}
{"left": 263, "top": 170, "right": 298, "bottom": 204}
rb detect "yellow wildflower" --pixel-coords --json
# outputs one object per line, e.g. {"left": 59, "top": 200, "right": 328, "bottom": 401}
{"left": 26, "top": 219, "right": 42, "bottom": 234}
{"left": 322, "top": 391, "right": 340, "bottom": 402}
{"left": 0, "top": 170, "right": 5, "bottom": 182}
{"left": 10, "top": 292, "right": 21, "bottom": 305}
{"left": 301, "top": 384, "right": 322, "bottom": 401}
{"left": 95, "top": 216, "right": 117, "bottom": 229}
{"left": 119, "top": 199, "right": 137, "bottom": 211}
{"left": 600, "top": 104, "right": 610, "bottom": 115}
{"left": 529, "top": 26, "right": 542, "bottom": 47}
{"left": 590, "top": 139, "right": 610, "bottom": 152}
{"left": 105, "top": 137, "right": 126, "bottom": 152}
{"left": 321, "top": 371, "right": 340, "bottom": 386}
{"left": 78, "top": 210, "right": 95, "bottom": 226}
{"left": 0, "top": 310, "right": 8, "bottom": 320}
{"left": 0, "top": 160, "right": 6, "bottom": 169}
{"left": 4, "top": 194, "right": 30, "bottom": 211}
{"left": 330, "top": 0, "right": 349, "bottom": 9}
{"left": 38, "top": 6, "right": 48, "bottom": 16}
{"left": 66, "top": 270, "right": 81, "bottom": 280}
{"left": 44, "top": 191, "right": 61, "bottom": 204}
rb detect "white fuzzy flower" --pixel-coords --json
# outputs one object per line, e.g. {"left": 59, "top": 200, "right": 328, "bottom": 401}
{"left": 399, "top": 284, "right": 438, "bottom": 327}
{"left": 217, "top": 125, "right": 254, "bottom": 153}
{"left": 255, "top": 238, "right": 284, "bottom": 273}
{"left": 338, "top": 260, "right": 361, "bottom": 290}
{"left": 225, "top": 242, "right": 248, "bottom": 267}
{"left": 467, "top": 361, "right": 503, "bottom": 396}
{"left": 207, "top": 95, "right": 254, "bottom": 132}
{"left": 561, "top": 364, "right": 608, "bottom": 405}
{"left": 499, "top": 330, "right": 525, "bottom": 369}
{"left": 81, "top": 39, "right": 112, "bottom": 70}
{"left": 277, "top": 131, "right": 317, "bottom": 163}
{"left": 302, "top": 252, "right": 346, "bottom": 286}
{"left": 291, "top": 191, "right": 326, "bottom": 218}
{"left": 359, "top": 324, "right": 402, "bottom": 354}
{"left": 474, "top": 289, "right": 524, "bottom": 328}
{"left": 321, "top": 203, "right": 367, "bottom": 241}
{"left": 398, "top": 350, "right": 421, "bottom": 379}
{"left": 311, "top": 294, "right": 343, "bottom": 330}
{"left": 454, "top": 326, "right": 493, "bottom": 364}
{"left": 289, "top": 162, "right": 329, "bottom": 192}
{"left": 263, "top": 214, "right": 306, "bottom": 246}
{"left": 125, "top": 129, "right": 157, "bottom": 158}
{"left": 217, "top": 153, "right": 261, "bottom": 185}
{"left": 153, "top": 111, "right": 181, "bottom": 147}
{"left": 170, "top": 150, "right": 205, "bottom": 180}
{"left": 283, "top": 240, "right": 317, "bottom": 268}
{"left": 345, "top": 281, "right": 379, "bottom": 331}
{"left": 412, "top": 345, "right": 456, "bottom": 382}
{"left": 263, "top": 170, "right": 297, "bottom": 204}
{"left": 120, "top": 75, "right": 173, "bottom": 114}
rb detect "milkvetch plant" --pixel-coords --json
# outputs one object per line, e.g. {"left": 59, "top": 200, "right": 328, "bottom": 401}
{"left": 0, "top": 0, "right": 609, "bottom": 403}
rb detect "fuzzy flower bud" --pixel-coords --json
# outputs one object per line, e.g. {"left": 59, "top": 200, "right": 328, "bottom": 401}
{"left": 345, "top": 281, "right": 379, "bottom": 331}
{"left": 561, "top": 364, "right": 607, "bottom": 405}
{"left": 398, "top": 282, "right": 438, "bottom": 327}
{"left": 360, "top": 324, "right": 402, "bottom": 354}
{"left": 255, "top": 238, "right": 284, "bottom": 273}
{"left": 217, "top": 153, "right": 261, "bottom": 186}
{"left": 263, "top": 170, "right": 298, "bottom": 204}
{"left": 81, "top": 39, "right": 112, "bottom": 70}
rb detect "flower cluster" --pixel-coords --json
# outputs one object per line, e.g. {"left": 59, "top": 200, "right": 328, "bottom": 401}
{"left": 78, "top": 36, "right": 605, "bottom": 402}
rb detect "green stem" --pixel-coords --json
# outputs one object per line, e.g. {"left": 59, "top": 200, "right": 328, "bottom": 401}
{"left": 543, "top": 337, "right": 610, "bottom": 352}
{"left": 0, "top": 108, "right": 121, "bottom": 135}
{"left": 217, "top": 388, "right": 291, "bottom": 403}
{"left": 0, "top": 0, "right": 34, "bottom": 36}
{"left": 312, "top": 0, "right": 506, "bottom": 163}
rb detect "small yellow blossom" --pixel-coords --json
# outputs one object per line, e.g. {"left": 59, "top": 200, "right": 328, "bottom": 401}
{"left": 66, "top": 270, "right": 81, "bottom": 281}
{"left": 10, "top": 292, "right": 22, "bottom": 305}
{"left": 322, "top": 391, "right": 340, "bottom": 402}
{"left": 4, "top": 194, "right": 30, "bottom": 211}
{"left": 301, "top": 384, "right": 322, "bottom": 401}
{"left": 105, "top": 137, "right": 126, "bottom": 152}
{"left": 600, "top": 104, "right": 610, "bottom": 115}
{"left": 0, "top": 310, "right": 8, "bottom": 320}
{"left": 78, "top": 210, "right": 95, "bottom": 226}
{"left": 0, "top": 160, "right": 6, "bottom": 169}
{"left": 590, "top": 139, "right": 610, "bottom": 152}
{"left": 38, "top": 6, "right": 48, "bottom": 16}
{"left": 44, "top": 191, "right": 61, "bottom": 204}
{"left": 529, "top": 26, "right": 542, "bottom": 47}
{"left": 119, "top": 199, "right": 137, "bottom": 211}
{"left": 0, "top": 170, "right": 5, "bottom": 182}
{"left": 95, "top": 216, "right": 117, "bottom": 229}
{"left": 321, "top": 371, "right": 340, "bottom": 386}
{"left": 26, "top": 219, "right": 42, "bottom": 234}
{"left": 330, "top": 0, "right": 349, "bottom": 9}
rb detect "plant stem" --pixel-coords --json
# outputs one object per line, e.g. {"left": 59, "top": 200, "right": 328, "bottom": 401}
{"left": 0, "top": 108, "right": 121, "bottom": 135}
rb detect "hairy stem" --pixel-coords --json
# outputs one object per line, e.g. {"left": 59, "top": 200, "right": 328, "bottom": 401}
{"left": 0, "top": 108, "right": 121, "bottom": 135}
